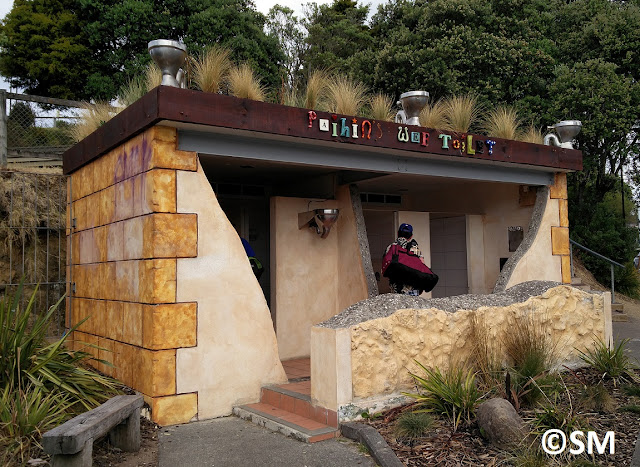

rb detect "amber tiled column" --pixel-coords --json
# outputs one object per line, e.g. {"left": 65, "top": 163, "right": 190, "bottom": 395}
{"left": 550, "top": 173, "right": 571, "bottom": 284}
{"left": 67, "top": 126, "right": 199, "bottom": 425}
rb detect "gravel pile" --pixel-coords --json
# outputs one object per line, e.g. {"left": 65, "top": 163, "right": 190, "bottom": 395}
{"left": 320, "top": 280, "right": 587, "bottom": 329}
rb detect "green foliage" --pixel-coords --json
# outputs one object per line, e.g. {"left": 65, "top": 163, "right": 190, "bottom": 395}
{"left": 0, "top": 0, "right": 96, "bottom": 99}
{"left": 533, "top": 403, "right": 585, "bottom": 435}
{"left": 405, "top": 362, "right": 479, "bottom": 431}
{"left": 623, "top": 384, "right": 640, "bottom": 398}
{"left": 302, "top": 0, "right": 373, "bottom": 77}
{"left": 619, "top": 404, "right": 640, "bottom": 414}
{"left": 0, "top": 383, "right": 72, "bottom": 464}
{"left": 0, "top": 283, "right": 122, "bottom": 464}
{"left": 577, "top": 383, "right": 614, "bottom": 413}
{"left": 503, "top": 311, "right": 557, "bottom": 406}
{"left": 577, "top": 337, "right": 637, "bottom": 384}
{"left": 393, "top": 411, "right": 434, "bottom": 439}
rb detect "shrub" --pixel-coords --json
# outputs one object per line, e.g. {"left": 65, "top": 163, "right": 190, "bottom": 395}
{"left": 0, "top": 283, "right": 121, "bottom": 463}
{"left": 406, "top": 362, "right": 479, "bottom": 431}
{"left": 578, "top": 337, "right": 636, "bottom": 385}
{"left": 393, "top": 411, "right": 434, "bottom": 440}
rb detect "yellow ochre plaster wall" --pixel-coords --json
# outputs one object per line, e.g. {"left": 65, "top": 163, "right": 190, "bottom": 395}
{"left": 311, "top": 286, "right": 610, "bottom": 414}
{"left": 273, "top": 185, "right": 369, "bottom": 360}
{"left": 68, "top": 126, "right": 201, "bottom": 426}
{"left": 174, "top": 162, "right": 287, "bottom": 420}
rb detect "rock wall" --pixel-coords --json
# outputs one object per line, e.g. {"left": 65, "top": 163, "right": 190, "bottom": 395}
{"left": 350, "top": 286, "right": 608, "bottom": 399}
{"left": 311, "top": 283, "right": 611, "bottom": 416}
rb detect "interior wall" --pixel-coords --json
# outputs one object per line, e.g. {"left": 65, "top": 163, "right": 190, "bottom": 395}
{"left": 272, "top": 187, "right": 368, "bottom": 360}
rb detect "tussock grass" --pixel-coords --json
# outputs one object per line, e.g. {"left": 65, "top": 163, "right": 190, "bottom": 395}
{"left": 369, "top": 93, "right": 394, "bottom": 121}
{"left": 393, "top": 411, "right": 434, "bottom": 439}
{"left": 118, "top": 76, "right": 147, "bottom": 108}
{"left": 304, "top": 69, "right": 330, "bottom": 110}
{"left": 193, "top": 45, "right": 232, "bottom": 94}
{"left": 518, "top": 124, "right": 544, "bottom": 144}
{"left": 228, "top": 63, "right": 266, "bottom": 101}
{"left": 69, "top": 102, "right": 120, "bottom": 143}
{"left": 326, "top": 76, "right": 368, "bottom": 115}
{"left": 578, "top": 383, "right": 614, "bottom": 412}
{"left": 468, "top": 314, "right": 503, "bottom": 391}
{"left": 443, "top": 94, "right": 480, "bottom": 133}
{"left": 419, "top": 98, "right": 448, "bottom": 130}
{"left": 483, "top": 105, "right": 521, "bottom": 140}
{"left": 503, "top": 310, "right": 558, "bottom": 406}
{"left": 145, "top": 63, "right": 163, "bottom": 91}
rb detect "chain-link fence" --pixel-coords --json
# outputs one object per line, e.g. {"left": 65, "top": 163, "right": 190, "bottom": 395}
{"left": 2, "top": 91, "right": 87, "bottom": 167}
{"left": 0, "top": 170, "right": 67, "bottom": 337}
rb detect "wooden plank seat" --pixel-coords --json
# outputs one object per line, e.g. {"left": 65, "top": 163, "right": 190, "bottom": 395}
{"left": 42, "top": 395, "right": 144, "bottom": 467}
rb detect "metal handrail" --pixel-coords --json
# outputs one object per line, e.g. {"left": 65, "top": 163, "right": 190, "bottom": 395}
{"left": 569, "top": 239, "right": 625, "bottom": 303}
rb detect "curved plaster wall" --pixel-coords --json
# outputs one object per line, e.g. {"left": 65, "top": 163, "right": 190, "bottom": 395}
{"left": 494, "top": 187, "right": 562, "bottom": 291}
{"left": 174, "top": 161, "right": 287, "bottom": 419}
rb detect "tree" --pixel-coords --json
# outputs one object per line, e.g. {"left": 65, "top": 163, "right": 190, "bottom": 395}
{"left": 0, "top": 0, "right": 285, "bottom": 100}
{"left": 266, "top": 5, "right": 306, "bottom": 89}
{"left": 302, "top": 0, "right": 373, "bottom": 76}
{"left": 0, "top": 0, "right": 96, "bottom": 99}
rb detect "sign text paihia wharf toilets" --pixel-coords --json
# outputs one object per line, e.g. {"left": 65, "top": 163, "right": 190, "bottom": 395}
{"left": 307, "top": 110, "right": 498, "bottom": 157}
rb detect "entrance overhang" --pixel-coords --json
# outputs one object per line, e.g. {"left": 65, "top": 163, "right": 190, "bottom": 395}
{"left": 177, "top": 127, "right": 555, "bottom": 186}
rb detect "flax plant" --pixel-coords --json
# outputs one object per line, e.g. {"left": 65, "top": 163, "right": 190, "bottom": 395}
{"left": 405, "top": 361, "right": 479, "bottom": 431}
{"left": 483, "top": 105, "right": 521, "bottom": 140}
{"left": 369, "top": 93, "right": 394, "bottom": 121}
{"left": 304, "top": 69, "right": 329, "bottom": 110}
{"left": 228, "top": 63, "right": 266, "bottom": 101}
{"left": 326, "top": 76, "right": 368, "bottom": 116}
{"left": 193, "top": 45, "right": 232, "bottom": 94}
{"left": 419, "top": 98, "right": 448, "bottom": 130}
{"left": 518, "top": 124, "right": 544, "bottom": 144}
{"left": 443, "top": 94, "right": 480, "bottom": 133}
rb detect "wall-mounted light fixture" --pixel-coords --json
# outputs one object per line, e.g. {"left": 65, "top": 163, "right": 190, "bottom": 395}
{"left": 543, "top": 120, "right": 582, "bottom": 149}
{"left": 298, "top": 209, "right": 340, "bottom": 239}
{"left": 148, "top": 39, "right": 187, "bottom": 88}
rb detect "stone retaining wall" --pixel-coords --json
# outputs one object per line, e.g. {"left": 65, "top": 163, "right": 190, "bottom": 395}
{"left": 311, "top": 284, "right": 611, "bottom": 419}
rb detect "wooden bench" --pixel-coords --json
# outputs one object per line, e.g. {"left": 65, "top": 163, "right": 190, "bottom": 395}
{"left": 42, "top": 395, "right": 144, "bottom": 467}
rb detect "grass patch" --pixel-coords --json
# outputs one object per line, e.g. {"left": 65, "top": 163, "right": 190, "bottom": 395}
{"left": 619, "top": 404, "right": 640, "bottom": 414}
{"left": 578, "top": 383, "right": 614, "bottom": 413}
{"left": 393, "top": 411, "right": 435, "bottom": 439}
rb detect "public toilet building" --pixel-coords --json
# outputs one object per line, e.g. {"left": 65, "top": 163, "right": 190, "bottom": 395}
{"left": 64, "top": 86, "right": 600, "bottom": 429}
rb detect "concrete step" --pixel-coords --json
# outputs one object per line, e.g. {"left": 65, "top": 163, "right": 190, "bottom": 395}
{"left": 611, "top": 302, "right": 628, "bottom": 322}
{"left": 571, "top": 277, "right": 591, "bottom": 292}
{"left": 233, "top": 404, "right": 338, "bottom": 443}
{"left": 233, "top": 383, "right": 339, "bottom": 443}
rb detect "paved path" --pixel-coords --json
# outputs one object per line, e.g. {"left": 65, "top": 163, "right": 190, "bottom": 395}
{"left": 613, "top": 315, "right": 640, "bottom": 364}
{"left": 158, "top": 416, "right": 375, "bottom": 467}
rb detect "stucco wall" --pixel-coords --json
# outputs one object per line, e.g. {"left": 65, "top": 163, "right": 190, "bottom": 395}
{"left": 273, "top": 185, "right": 369, "bottom": 360}
{"left": 175, "top": 162, "right": 287, "bottom": 420}
{"left": 311, "top": 285, "right": 610, "bottom": 415}
{"left": 498, "top": 174, "right": 571, "bottom": 290}
{"left": 68, "top": 126, "right": 201, "bottom": 426}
